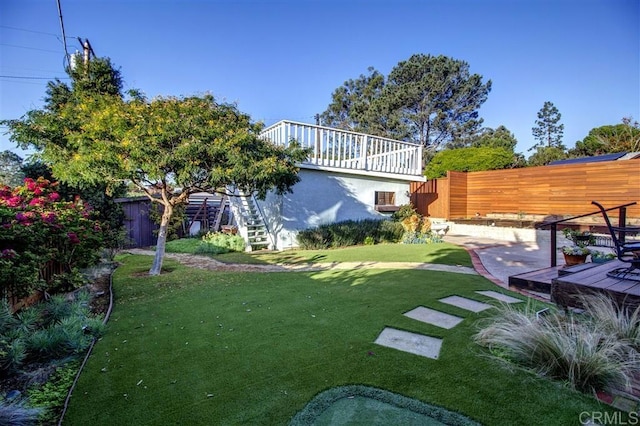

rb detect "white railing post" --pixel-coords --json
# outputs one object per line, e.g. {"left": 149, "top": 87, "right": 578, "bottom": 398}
{"left": 259, "top": 120, "right": 422, "bottom": 176}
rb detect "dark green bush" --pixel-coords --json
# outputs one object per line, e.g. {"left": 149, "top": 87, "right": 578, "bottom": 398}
{"left": 296, "top": 219, "right": 404, "bottom": 249}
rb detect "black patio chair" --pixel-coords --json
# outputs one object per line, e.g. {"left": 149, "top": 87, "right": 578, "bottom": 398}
{"left": 591, "top": 201, "right": 640, "bottom": 282}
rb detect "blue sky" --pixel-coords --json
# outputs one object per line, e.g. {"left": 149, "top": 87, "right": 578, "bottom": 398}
{"left": 1, "top": 0, "right": 638, "bottom": 158}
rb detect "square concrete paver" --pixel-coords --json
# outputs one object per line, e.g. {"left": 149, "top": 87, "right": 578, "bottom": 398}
{"left": 404, "top": 307, "right": 464, "bottom": 329}
{"left": 374, "top": 327, "right": 442, "bottom": 359}
{"left": 475, "top": 290, "right": 523, "bottom": 304}
{"left": 439, "top": 296, "right": 492, "bottom": 313}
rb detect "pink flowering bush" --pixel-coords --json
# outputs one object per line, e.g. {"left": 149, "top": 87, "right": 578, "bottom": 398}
{"left": 0, "top": 177, "right": 104, "bottom": 301}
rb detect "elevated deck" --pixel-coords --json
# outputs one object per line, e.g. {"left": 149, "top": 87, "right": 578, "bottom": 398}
{"left": 260, "top": 120, "right": 423, "bottom": 180}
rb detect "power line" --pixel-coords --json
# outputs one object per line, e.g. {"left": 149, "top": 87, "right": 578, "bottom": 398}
{"left": 0, "top": 75, "right": 70, "bottom": 80}
{"left": 0, "top": 25, "right": 61, "bottom": 38}
{"left": 56, "top": 0, "right": 71, "bottom": 67}
{"left": 0, "top": 43, "right": 61, "bottom": 54}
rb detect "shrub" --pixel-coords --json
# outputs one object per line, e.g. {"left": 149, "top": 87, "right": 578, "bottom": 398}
{"left": 474, "top": 301, "right": 639, "bottom": 393}
{"left": 296, "top": 219, "right": 404, "bottom": 249}
{"left": 424, "top": 146, "right": 515, "bottom": 179}
{"left": 401, "top": 232, "right": 443, "bottom": 245}
{"left": 199, "top": 232, "right": 245, "bottom": 253}
{"left": 0, "top": 336, "right": 26, "bottom": 375}
{"left": 0, "top": 177, "right": 105, "bottom": 301}
{"left": 391, "top": 204, "right": 417, "bottom": 222}
{"left": 2, "top": 293, "right": 105, "bottom": 373}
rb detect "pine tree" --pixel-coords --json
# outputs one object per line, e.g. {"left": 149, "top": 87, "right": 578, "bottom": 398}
{"left": 531, "top": 101, "right": 565, "bottom": 150}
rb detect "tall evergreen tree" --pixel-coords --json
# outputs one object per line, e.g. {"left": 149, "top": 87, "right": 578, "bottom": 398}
{"left": 531, "top": 101, "right": 565, "bottom": 150}
{"left": 320, "top": 54, "right": 491, "bottom": 152}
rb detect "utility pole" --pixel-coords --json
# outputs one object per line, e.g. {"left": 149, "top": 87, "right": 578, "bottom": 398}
{"left": 77, "top": 37, "right": 96, "bottom": 66}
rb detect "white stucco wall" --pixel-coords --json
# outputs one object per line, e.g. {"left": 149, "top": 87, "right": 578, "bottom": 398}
{"left": 257, "top": 169, "right": 412, "bottom": 250}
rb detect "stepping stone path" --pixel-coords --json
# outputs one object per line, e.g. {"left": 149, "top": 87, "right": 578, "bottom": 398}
{"left": 403, "top": 307, "right": 463, "bottom": 329}
{"left": 438, "top": 296, "right": 493, "bottom": 313}
{"left": 375, "top": 292, "right": 523, "bottom": 359}
{"left": 475, "top": 290, "right": 523, "bottom": 304}
{"left": 374, "top": 328, "right": 443, "bottom": 360}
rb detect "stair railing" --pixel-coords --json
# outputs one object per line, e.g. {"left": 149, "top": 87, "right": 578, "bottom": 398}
{"left": 247, "top": 192, "right": 275, "bottom": 250}
{"left": 536, "top": 202, "right": 637, "bottom": 267}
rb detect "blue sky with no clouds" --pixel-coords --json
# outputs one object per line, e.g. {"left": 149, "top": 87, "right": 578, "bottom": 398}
{"left": 1, "top": 0, "right": 638, "bottom": 158}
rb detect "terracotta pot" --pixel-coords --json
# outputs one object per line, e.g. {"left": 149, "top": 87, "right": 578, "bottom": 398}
{"left": 563, "top": 253, "right": 588, "bottom": 266}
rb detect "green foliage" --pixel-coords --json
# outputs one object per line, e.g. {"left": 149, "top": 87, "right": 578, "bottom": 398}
{"left": 0, "top": 336, "right": 26, "bottom": 375}
{"left": 27, "top": 361, "right": 80, "bottom": 424}
{"left": 561, "top": 228, "right": 595, "bottom": 248}
{"left": 0, "top": 177, "right": 104, "bottom": 300}
{"left": 363, "top": 236, "right": 375, "bottom": 246}
{"left": 424, "top": 146, "right": 515, "bottom": 179}
{"left": 63, "top": 256, "right": 608, "bottom": 425}
{"left": 149, "top": 203, "right": 186, "bottom": 241}
{"left": 570, "top": 118, "right": 640, "bottom": 157}
{"left": 165, "top": 233, "right": 247, "bottom": 255}
{"left": 398, "top": 213, "right": 442, "bottom": 244}
{"left": 319, "top": 67, "right": 390, "bottom": 135}
{"left": 199, "top": 232, "right": 246, "bottom": 253}
{"left": 0, "top": 150, "right": 24, "bottom": 187}
{"left": 391, "top": 204, "right": 417, "bottom": 222}
{"left": 531, "top": 101, "right": 565, "bottom": 150}
{"left": 469, "top": 125, "right": 518, "bottom": 150}
{"left": 1, "top": 293, "right": 104, "bottom": 376}
{"left": 474, "top": 298, "right": 640, "bottom": 393}
{"left": 48, "top": 269, "right": 89, "bottom": 294}
{"left": 400, "top": 231, "right": 443, "bottom": 244}
{"left": 527, "top": 146, "right": 567, "bottom": 166}
{"left": 2, "top": 57, "right": 309, "bottom": 276}
{"left": 296, "top": 219, "right": 404, "bottom": 249}
{"left": 321, "top": 54, "right": 491, "bottom": 151}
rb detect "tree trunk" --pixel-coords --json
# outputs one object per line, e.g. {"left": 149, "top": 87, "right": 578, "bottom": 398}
{"left": 149, "top": 203, "right": 173, "bottom": 275}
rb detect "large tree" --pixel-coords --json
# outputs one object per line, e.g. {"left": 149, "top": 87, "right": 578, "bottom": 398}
{"left": 320, "top": 54, "right": 491, "bottom": 152}
{"left": 531, "top": 101, "right": 565, "bottom": 150}
{"left": 470, "top": 125, "right": 518, "bottom": 151}
{"left": 319, "top": 67, "right": 394, "bottom": 134}
{"left": 4, "top": 61, "right": 309, "bottom": 275}
{"left": 570, "top": 118, "right": 640, "bottom": 157}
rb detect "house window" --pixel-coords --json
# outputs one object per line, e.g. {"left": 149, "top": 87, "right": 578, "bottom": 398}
{"left": 375, "top": 191, "right": 399, "bottom": 212}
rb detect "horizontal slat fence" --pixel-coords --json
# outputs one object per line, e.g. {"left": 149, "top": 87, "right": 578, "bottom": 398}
{"left": 411, "top": 160, "right": 640, "bottom": 220}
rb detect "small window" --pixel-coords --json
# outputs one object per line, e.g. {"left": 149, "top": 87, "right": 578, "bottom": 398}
{"left": 375, "top": 191, "right": 399, "bottom": 212}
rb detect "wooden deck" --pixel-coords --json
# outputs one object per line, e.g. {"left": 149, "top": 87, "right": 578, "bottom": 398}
{"left": 508, "top": 263, "right": 597, "bottom": 294}
{"left": 509, "top": 266, "right": 562, "bottom": 293}
{"left": 552, "top": 260, "right": 640, "bottom": 309}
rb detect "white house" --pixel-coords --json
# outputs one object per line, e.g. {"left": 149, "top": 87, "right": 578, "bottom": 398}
{"left": 224, "top": 121, "right": 424, "bottom": 250}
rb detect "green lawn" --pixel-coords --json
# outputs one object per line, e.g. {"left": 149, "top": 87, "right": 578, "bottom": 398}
{"left": 63, "top": 251, "right": 610, "bottom": 425}
{"left": 166, "top": 239, "right": 473, "bottom": 267}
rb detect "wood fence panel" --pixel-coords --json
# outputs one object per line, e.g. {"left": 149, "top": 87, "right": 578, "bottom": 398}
{"left": 448, "top": 171, "right": 467, "bottom": 218}
{"left": 412, "top": 160, "right": 640, "bottom": 220}
{"left": 410, "top": 179, "right": 450, "bottom": 218}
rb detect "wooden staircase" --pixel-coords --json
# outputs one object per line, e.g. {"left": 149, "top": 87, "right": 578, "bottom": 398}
{"left": 228, "top": 189, "right": 272, "bottom": 251}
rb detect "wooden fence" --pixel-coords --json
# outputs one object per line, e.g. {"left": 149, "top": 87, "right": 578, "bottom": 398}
{"left": 411, "top": 159, "right": 640, "bottom": 220}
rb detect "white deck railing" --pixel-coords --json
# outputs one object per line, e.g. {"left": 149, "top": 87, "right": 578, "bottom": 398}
{"left": 260, "top": 120, "right": 423, "bottom": 177}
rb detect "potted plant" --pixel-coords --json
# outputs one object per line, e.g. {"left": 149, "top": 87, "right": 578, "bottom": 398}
{"left": 590, "top": 250, "right": 616, "bottom": 264}
{"left": 562, "top": 246, "right": 590, "bottom": 266}
{"left": 562, "top": 228, "right": 596, "bottom": 247}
